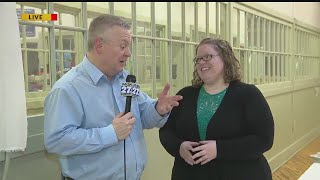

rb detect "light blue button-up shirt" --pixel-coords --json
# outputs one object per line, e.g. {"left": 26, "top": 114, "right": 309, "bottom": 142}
{"left": 44, "top": 56, "right": 169, "bottom": 180}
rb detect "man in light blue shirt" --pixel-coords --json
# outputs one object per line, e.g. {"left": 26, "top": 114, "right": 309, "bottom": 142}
{"left": 44, "top": 14, "right": 183, "bottom": 180}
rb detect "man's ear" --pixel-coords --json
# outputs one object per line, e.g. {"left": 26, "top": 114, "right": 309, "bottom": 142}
{"left": 95, "top": 37, "right": 104, "bottom": 54}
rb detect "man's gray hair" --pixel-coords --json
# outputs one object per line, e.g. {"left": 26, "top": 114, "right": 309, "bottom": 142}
{"left": 87, "top": 14, "right": 131, "bottom": 51}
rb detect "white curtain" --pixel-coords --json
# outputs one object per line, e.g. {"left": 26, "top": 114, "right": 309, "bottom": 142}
{"left": 0, "top": 2, "right": 27, "bottom": 152}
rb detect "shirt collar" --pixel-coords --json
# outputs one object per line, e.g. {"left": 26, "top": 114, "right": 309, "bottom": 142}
{"left": 81, "top": 55, "right": 127, "bottom": 85}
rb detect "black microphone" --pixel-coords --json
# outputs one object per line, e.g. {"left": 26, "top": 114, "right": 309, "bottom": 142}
{"left": 124, "top": 75, "right": 136, "bottom": 113}
{"left": 120, "top": 74, "right": 139, "bottom": 180}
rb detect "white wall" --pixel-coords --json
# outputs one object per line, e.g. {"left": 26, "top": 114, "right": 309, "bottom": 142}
{"left": 257, "top": 2, "right": 320, "bottom": 29}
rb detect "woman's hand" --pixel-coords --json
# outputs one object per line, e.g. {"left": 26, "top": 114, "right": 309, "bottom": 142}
{"left": 191, "top": 140, "right": 217, "bottom": 165}
{"left": 179, "top": 141, "right": 200, "bottom": 165}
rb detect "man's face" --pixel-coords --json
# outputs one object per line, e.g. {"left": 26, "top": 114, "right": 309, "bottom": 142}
{"left": 98, "top": 25, "right": 132, "bottom": 78}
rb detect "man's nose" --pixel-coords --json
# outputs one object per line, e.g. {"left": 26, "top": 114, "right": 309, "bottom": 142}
{"left": 125, "top": 48, "right": 131, "bottom": 57}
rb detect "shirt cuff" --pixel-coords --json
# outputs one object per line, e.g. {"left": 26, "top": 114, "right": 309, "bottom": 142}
{"left": 154, "top": 101, "right": 170, "bottom": 118}
{"left": 100, "top": 124, "right": 119, "bottom": 146}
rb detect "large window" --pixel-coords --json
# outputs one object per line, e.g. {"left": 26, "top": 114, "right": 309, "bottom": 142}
{"left": 295, "top": 27, "right": 320, "bottom": 80}
{"left": 17, "top": 2, "right": 320, "bottom": 116}
{"left": 17, "top": 2, "right": 85, "bottom": 115}
{"left": 232, "top": 6, "right": 293, "bottom": 85}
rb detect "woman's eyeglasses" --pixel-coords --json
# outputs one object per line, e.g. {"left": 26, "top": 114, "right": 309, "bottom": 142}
{"left": 193, "top": 54, "right": 219, "bottom": 64}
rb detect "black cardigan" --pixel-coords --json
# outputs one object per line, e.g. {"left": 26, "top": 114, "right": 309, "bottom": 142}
{"left": 159, "top": 80, "right": 274, "bottom": 180}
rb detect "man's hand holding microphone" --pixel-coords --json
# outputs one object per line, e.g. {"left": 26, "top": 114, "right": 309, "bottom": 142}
{"left": 113, "top": 112, "right": 136, "bottom": 141}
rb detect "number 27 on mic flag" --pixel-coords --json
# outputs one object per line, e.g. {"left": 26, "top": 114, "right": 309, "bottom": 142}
{"left": 121, "top": 82, "right": 140, "bottom": 97}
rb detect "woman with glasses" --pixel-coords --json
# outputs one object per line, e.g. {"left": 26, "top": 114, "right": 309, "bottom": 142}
{"left": 159, "top": 38, "right": 274, "bottom": 180}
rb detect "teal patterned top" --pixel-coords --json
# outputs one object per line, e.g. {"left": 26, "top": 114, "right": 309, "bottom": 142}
{"left": 197, "top": 85, "right": 227, "bottom": 140}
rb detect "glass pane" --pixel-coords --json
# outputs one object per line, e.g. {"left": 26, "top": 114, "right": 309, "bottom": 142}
{"left": 185, "top": 2, "right": 195, "bottom": 41}
{"left": 239, "top": 11, "right": 245, "bottom": 48}
{"left": 246, "top": 51, "right": 250, "bottom": 83}
{"left": 265, "top": 20, "right": 269, "bottom": 51}
{"left": 19, "top": 24, "right": 50, "bottom": 116}
{"left": 219, "top": 3, "right": 227, "bottom": 39}
{"left": 280, "top": 25, "right": 283, "bottom": 53}
{"left": 247, "top": 13, "right": 252, "bottom": 49}
{"left": 280, "top": 55, "right": 284, "bottom": 81}
{"left": 254, "top": 15, "right": 258, "bottom": 49}
{"left": 26, "top": 51, "right": 50, "bottom": 92}
{"left": 155, "top": 41, "right": 169, "bottom": 97}
{"left": 114, "top": 2, "right": 131, "bottom": 20}
{"left": 265, "top": 54, "right": 269, "bottom": 83}
{"left": 171, "top": 2, "right": 182, "bottom": 40}
{"left": 260, "top": 18, "right": 264, "bottom": 50}
{"left": 155, "top": 2, "right": 167, "bottom": 38}
{"left": 302, "top": 32, "right": 305, "bottom": 55}
{"left": 231, "top": 8, "right": 239, "bottom": 47}
{"left": 21, "top": 48, "right": 50, "bottom": 92}
{"left": 271, "top": 54, "right": 275, "bottom": 82}
{"left": 286, "top": 27, "right": 289, "bottom": 54}
{"left": 275, "top": 23, "right": 278, "bottom": 52}
{"left": 186, "top": 44, "right": 196, "bottom": 85}
{"left": 198, "top": 2, "right": 206, "bottom": 41}
{"left": 306, "top": 34, "right": 309, "bottom": 55}
{"left": 240, "top": 50, "right": 246, "bottom": 82}
{"left": 54, "top": 2, "right": 82, "bottom": 27}
{"left": 208, "top": 2, "right": 217, "bottom": 37}
{"left": 25, "top": 49, "right": 50, "bottom": 116}
{"left": 252, "top": 52, "right": 258, "bottom": 84}
{"left": 137, "top": 39, "right": 152, "bottom": 96}
{"left": 137, "top": 2, "right": 150, "bottom": 36}
{"left": 55, "top": 30, "right": 83, "bottom": 80}
{"left": 270, "top": 21, "right": 274, "bottom": 52}
{"left": 262, "top": 53, "right": 266, "bottom": 84}
{"left": 276, "top": 55, "right": 279, "bottom": 82}
{"left": 285, "top": 55, "right": 289, "bottom": 80}
{"left": 257, "top": 52, "right": 262, "bottom": 84}
{"left": 258, "top": 52, "right": 264, "bottom": 84}
{"left": 172, "top": 43, "right": 184, "bottom": 94}
{"left": 248, "top": 52, "right": 253, "bottom": 84}
{"left": 87, "top": 2, "right": 110, "bottom": 28}
{"left": 299, "top": 31, "right": 302, "bottom": 54}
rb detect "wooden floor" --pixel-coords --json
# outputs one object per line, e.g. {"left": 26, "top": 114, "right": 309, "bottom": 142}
{"left": 272, "top": 136, "right": 320, "bottom": 180}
